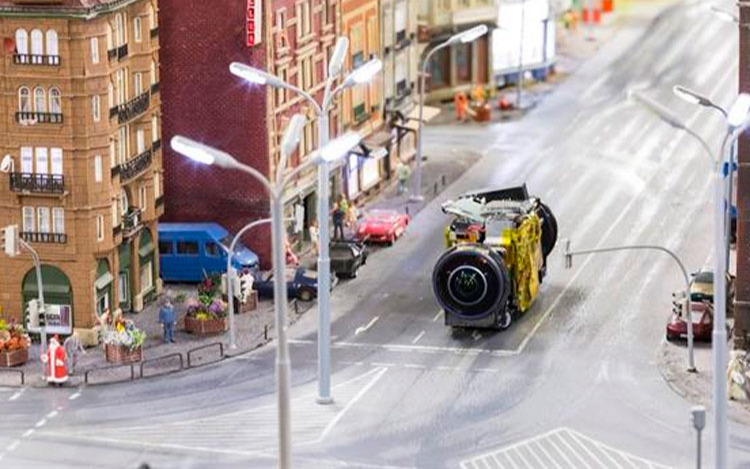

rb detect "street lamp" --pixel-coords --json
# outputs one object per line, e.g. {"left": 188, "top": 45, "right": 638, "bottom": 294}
{"left": 412, "top": 24, "right": 489, "bottom": 202}
{"left": 230, "top": 37, "right": 382, "bottom": 405}
{"left": 171, "top": 128, "right": 360, "bottom": 469}
{"left": 630, "top": 89, "right": 750, "bottom": 469}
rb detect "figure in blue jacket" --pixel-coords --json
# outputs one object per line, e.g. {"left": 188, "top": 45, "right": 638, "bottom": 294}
{"left": 158, "top": 299, "right": 176, "bottom": 343}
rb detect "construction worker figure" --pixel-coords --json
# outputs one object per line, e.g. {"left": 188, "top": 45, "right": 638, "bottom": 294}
{"left": 454, "top": 92, "right": 468, "bottom": 122}
{"left": 41, "top": 335, "right": 68, "bottom": 385}
{"left": 471, "top": 84, "right": 486, "bottom": 105}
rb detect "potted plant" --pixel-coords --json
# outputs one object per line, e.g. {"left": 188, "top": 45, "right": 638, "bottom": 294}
{"left": 184, "top": 276, "right": 228, "bottom": 336}
{"left": 101, "top": 318, "right": 145, "bottom": 364}
{"left": 0, "top": 318, "right": 31, "bottom": 368}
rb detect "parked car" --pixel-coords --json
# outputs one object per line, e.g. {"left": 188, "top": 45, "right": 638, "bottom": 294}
{"left": 330, "top": 240, "right": 368, "bottom": 279}
{"left": 691, "top": 269, "right": 735, "bottom": 316}
{"left": 253, "top": 267, "right": 318, "bottom": 302}
{"left": 666, "top": 300, "right": 713, "bottom": 342}
{"left": 159, "top": 223, "right": 259, "bottom": 283}
{"left": 356, "top": 209, "right": 411, "bottom": 245}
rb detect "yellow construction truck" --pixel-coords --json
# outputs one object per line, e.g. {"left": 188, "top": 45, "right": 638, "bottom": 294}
{"left": 432, "top": 185, "right": 557, "bottom": 330}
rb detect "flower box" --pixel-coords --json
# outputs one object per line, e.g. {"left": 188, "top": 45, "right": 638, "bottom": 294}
{"left": 0, "top": 348, "right": 29, "bottom": 367}
{"left": 184, "top": 316, "right": 227, "bottom": 336}
{"left": 104, "top": 343, "right": 143, "bottom": 364}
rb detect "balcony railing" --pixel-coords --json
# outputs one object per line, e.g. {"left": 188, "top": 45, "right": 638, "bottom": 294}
{"left": 117, "top": 44, "right": 129, "bottom": 60}
{"left": 21, "top": 232, "right": 67, "bottom": 244}
{"left": 107, "top": 48, "right": 117, "bottom": 61}
{"left": 353, "top": 103, "right": 368, "bottom": 124}
{"left": 111, "top": 164, "right": 121, "bottom": 178}
{"left": 109, "top": 106, "right": 118, "bottom": 120}
{"left": 150, "top": 82, "right": 160, "bottom": 94}
{"left": 113, "top": 224, "right": 122, "bottom": 237}
{"left": 13, "top": 54, "right": 60, "bottom": 66}
{"left": 152, "top": 139, "right": 162, "bottom": 151}
{"left": 122, "top": 209, "right": 142, "bottom": 237}
{"left": 150, "top": 27, "right": 159, "bottom": 38}
{"left": 155, "top": 195, "right": 164, "bottom": 207}
{"left": 117, "top": 91, "right": 150, "bottom": 124}
{"left": 121, "top": 149, "right": 152, "bottom": 182}
{"left": 9, "top": 173, "right": 65, "bottom": 194}
{"left": 15, "top": 111, "right": 63, "bottom": 124}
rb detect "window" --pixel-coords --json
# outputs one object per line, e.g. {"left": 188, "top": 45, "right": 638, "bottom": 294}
{"left": 139, "top": 185, "right": 147, "bottom": 209}
{"left": 97, "top": 215, "right": 104, "bottom": 241}
{"left": 106, "top": 24, "right": 113, "bottom": 51}
{"left": 276, "top": 9, "right": 288, "bottom": 49}
{"left": 115, "top": 13, "right": 126, "bottom": 46}
{"left": 395, "top": 1, "right": 407, "bottom": 38}
{"left": 118, "top": 126, "right": 129, "bottom": 163}
{"left": 150, "top": 60, "right": 157, "bottom": 85}
{"left": 108, "top": 82, "right": 114, "bottom": 110}
{"left": 116, "top": 68, "right": 126, "bottom": 104}
{"left": 37, "top": 207, "right": 50, "bottom": 234}
{"left": 153, "top": 172, "right": 160, "bottom": 197}
{"left": 30, "top": 29, "right": 43, "bottom": 59}
{"left": 91, "top": 37, "right": 100, "bottom": 64}
{"left": 134, "top": 17, "right": 142, "bottom": 42}
{"left": 97, "top": 291, "right": 109, "bottom": 316}
{"left": 176, "top": 241, "right": 199, "bottom": 255}
{"left": 118, "top": 273, "right": 129, "bottom": 305}
{"left": 22, "top": 207, "right": 35, "bottom": 233}
{"left": 49, "top": 87, "right": 61, "bottom": 114}
{"left": 301, "top": 56, "right": 313, "bottom": 91}
{"left": 35, "top": 147, "right": 48, "bottom": 174}
{"left": 52, "top": 208, "right": 64, "bottom": 234}
{"left": 109, "top": 140, "right": 116, "bottom": 168}
{"left": 136, "top": 128, "right": 145, "bottom": 153}
{"left": 159, "top": 241, "right": 173, "bottom": 255}
{"left": 134, "top": 72, "right": 142, "bottom": 95}
{"left": 15, "top": 29, "right": 28, "bottom": 56}
{"left": 148, "top": 4, "right": 157, "bottom": 30}
{"left": 297, "top": 1, "right": 312, "bottom": 38}
{"left": 92, "top": 95, "right": 101, "bottom": 122}
{"left": 276, "top": 67, "right": 288, "bottom": 105}
{"left": 46, "top": 30, "right": 58, "bottom": 57}
{"left": 20, "top": 147, "right": 33, "bottom": 173}
{"left": 94, "top": 155, "right": 103, "bottom": 182}
{"left": 205, "top": 242, "right": 221, "bottom": 257}
{"left": 112, "top": 200, "right": 119, "bottom": 227}
{"left": 34, "top": 87, "right": 46, "bottom": 112}
{"left": 151, "top": 114, "right": 159, "bottom": 142}
{"left": 120, "top": 189, "right": 129, "bottom": 215}
{"left": 50, "top": 148, "right": 62, "bottom": 175}
{"left": 140, "top": 261, "right": 154, "bottom": 292}
{"left": 18, "top": 87, "right": 31, "bottom": 112}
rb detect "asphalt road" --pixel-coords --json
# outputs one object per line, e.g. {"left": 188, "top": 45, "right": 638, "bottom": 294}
{"left": 3, "top": 1, "right": 750, "bottom": 468}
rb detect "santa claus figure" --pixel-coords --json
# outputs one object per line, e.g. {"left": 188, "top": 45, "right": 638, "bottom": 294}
{"left": 41, "top": 335, "right": 68, "bottom": 385}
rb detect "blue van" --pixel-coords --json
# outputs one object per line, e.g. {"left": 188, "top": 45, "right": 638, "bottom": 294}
{"left": 158, "top": 223, "right": 260, "bottom": 283}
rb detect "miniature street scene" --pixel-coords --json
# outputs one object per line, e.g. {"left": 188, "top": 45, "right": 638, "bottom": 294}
{"left": 1, "top": 0, "right": 750, "bottom": 468}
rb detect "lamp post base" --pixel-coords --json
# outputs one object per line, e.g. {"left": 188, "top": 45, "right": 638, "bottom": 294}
{"left": 316, "top": 396, "right": 334, "bottom": 405}
{"left": 408, "top": 194, "right": 425, "bottom": 203}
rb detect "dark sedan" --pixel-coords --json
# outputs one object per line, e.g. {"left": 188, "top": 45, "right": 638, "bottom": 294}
{"left": 254, "top": 267, "right": 318, "bottom": 301}
{"left": 330, "top": 240, "right": 368, "bottom": 279}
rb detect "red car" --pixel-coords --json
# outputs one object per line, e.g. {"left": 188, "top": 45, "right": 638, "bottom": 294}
{"left": 356, "top": 209, "right": 411, "bottom": 245}
{"left": 666, "top": 301, "right": 713, "bottom": 342}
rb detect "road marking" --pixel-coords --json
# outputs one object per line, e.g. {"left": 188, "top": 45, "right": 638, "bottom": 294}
{"left": 5, "top": 440, "right": 20, "bottom": 452}
{"left": 411, "top": 331, "right": 425, "bottom": 344}
{"left": 8, "top": 389, "right": 25, "bottom": 401}
{"left": 355, "top": 316, "right": 379, "bottom": 336}
{"left": 68, "top": 389, "right": 82, "bottom": 401}
{"left": 45, "top": 410, "right": 59, "bottom": 419}
{"left": 34, "top": 418, "right": 47, "bottom": 428}
{"left": 403, "top": 364, "right": 426, "bottom": 369}
{"left": 432, "top": 310, "right": 443, "bottom": 322}
{"left": 289, "top": 338, "right": 518, "bottom": 357}
{"left": 372, "top": 362, "right": 396, "bottom": 367}
{"left": 21, "top": 429, "right": 34, "bottom": 438}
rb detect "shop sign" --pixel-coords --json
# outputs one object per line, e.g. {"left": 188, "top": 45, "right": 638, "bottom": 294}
{"left": 247, "top": 0, "right": 262, "bottom": 47}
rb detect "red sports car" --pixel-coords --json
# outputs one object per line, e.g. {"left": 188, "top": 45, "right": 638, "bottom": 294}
{"left": 666, "top": 301, "right": 713, "bottom": 342}
{"left": 356, "top": 209, "right": 411, "bottom": 245}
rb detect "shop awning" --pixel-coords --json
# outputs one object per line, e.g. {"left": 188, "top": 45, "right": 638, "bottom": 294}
{"left": 406, "top": 105, "right": 441, "bottom": 123}
{"left": 139, "top": 240, "right": 154, "bottom": 257}
{"left": 351, "top": 131, "right": 394, "bottom": 159}
{"left": 95, "top": 271, "right": 114, "bottom": 290}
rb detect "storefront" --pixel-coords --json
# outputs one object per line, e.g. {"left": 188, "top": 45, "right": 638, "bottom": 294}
{"left": 345, "top": 131, "right": 394, "bottom": 201}
{"left": 138, "top": 229, "right": 156, "bottom": 303}
{"left": 22, "top": 265, "right": 73, "bottom": 334}
{"left": 389, "top": 105, "right": 441, "bottom": 167}
{"left": 94, "top": 259, "right": 113, "bottom": 317}
{"left": 426, "top": 29, "right": 493, "bottom": 100}
{"left": 118, "top": 243, "right": 131, "bottom": 312}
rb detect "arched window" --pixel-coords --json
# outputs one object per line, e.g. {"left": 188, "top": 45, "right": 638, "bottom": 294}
{"left": 15, "top": 29, "right": 28, "bottom": 56}
{"left": 120, "top": 189, "right": 129, "bottom": 215}
{"left": 46, "top": 30, "right": 58, "bottom": 57}
{"left": 150, "top": 60, "right": 157, "bottom": 85}
{"left": 148, "top": 4, "right": 156, "bottom": 30}
{"left": 49, "top": 87, "right": 61, "bottom": 114}
{"left": 33, "top": 87, "right": 46, "bottom": 112}
{"left": 115, "top": 13, "right": 125, "bottom": 46}
{"left": 106, "top": 23, "right": 113, "bottom": 51}
{"left": 18, "top": 87, "right": 31, "bottom": 112}
{"left": 30, "top": 29, "right": 43, "bottom": 63}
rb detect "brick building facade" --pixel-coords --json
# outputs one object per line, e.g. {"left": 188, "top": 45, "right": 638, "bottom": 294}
{"left": 735, "top": 2, "right": 749, "bottom": 349}
{"left": 0, "top": 0, "right": 163, "bottom": 334}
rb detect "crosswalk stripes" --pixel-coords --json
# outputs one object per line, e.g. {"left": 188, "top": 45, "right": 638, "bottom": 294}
{"left": 459, "top": 428, "right": 672, "bottom": 469}
{"left": 41, "top": 367, "right": 387, "bottom": 456}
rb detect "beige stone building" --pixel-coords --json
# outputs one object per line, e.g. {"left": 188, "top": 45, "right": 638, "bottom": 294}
{"left": 0, "top": 0, "right": 163, "bottom": 337}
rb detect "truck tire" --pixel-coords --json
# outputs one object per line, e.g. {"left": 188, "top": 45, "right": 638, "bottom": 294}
{"left": 536, "top": 201, "right": 558, "bottom": 260}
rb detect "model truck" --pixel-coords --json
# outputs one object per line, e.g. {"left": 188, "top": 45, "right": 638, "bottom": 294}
{"left": 432, "top": 185, "right": 557, "bottom": 330}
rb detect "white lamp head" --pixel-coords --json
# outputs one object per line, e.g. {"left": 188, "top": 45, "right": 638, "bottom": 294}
{"left": 0, "top": 155, "right": 13, "bottom": 174}
{"left": 229, "top": 62, "right": 284, "bottom": 88}
{"left": 318, "top": 132, "right": 362, "bottom": 164}
{"left": 450, "top": 24, "right": 489, "bottom": 45}
{"left": 171, "top": 135, "right": 238, "bottom": 169}
{"left": 343, "top": 58, "right": 383, "bottom": 88}
{"left": 328, "top": 37, "right": 349, "bottom": 77}
{"left": 280, "top": 114, "right": 306, "bottom": 158}
{"left": 672, "top": 85, "right": 709, "bottom": 107}
{"left": 709, "top": 4, "right": 738, "bottom": 23}
{"left": 727, "top": 93, "right": 750, "bottom": 129}
{"left": 628, "top": 90, "right": 686, "bottom": 130}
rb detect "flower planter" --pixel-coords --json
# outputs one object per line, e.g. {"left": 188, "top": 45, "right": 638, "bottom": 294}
{"left": 104, "top": 343, "right": 143, "bottom": 364}
{"left": 184, "top": 316, "right": 227, "bottom": 336}
{"left": 0, "top": 348, "right": 29, "bottom": 367}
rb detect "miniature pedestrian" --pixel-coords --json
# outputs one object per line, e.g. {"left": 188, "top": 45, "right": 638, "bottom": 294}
{"left": 158, "top": 298, "right": 176, "bottom": 343}
{"left": 397, "top": 161, "right": 411, "bottom": 195}
{"left": 309, "top": 220, "right": 319, "bottom": 255}
{"left": 63, "top": 332, "right": 86, "bottom": 375}
{"left": 41, "top": 335, "right": 68, "bottom": 385}
{"left": 454, "top": 91, "right": 468, "bottom": 122}
{"left": 332, "top": 202, "right": 345, "bottom": 240}
{"left": 346, "top": 201, "right": 359, "bottom": 233}
{"left": 285, "top": 238, "right": 299, "bottom": 266}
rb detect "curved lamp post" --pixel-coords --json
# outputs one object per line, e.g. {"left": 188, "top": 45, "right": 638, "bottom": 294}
{"left": 412, "top": 24, "right": 488, "bottom": 202}
{"left": 171, "top": 124, "right": 361, "bottom": 469}
{"left": 230, "top": 38, "right": 382, "bottom": 405}
{"left": 630, "top": 89, "right": 750, "bottom": 469}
